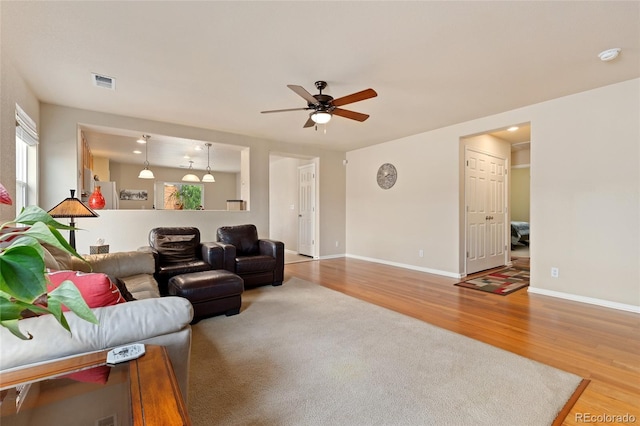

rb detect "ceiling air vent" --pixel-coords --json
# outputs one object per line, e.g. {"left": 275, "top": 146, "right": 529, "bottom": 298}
{"left": 91, "top": 73, "right": 116, "bottom": 90}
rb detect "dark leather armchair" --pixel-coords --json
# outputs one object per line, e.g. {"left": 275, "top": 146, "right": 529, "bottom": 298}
{"left": 148, "top": 227, "right": 221, "bottom": 295}
{"left": 215, "top": 224, "right": 284, "bottom": 287}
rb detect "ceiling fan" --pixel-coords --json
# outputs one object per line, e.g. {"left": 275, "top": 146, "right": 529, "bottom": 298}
{"left": 261, "top": 81, "right": 377, "bottom": 128}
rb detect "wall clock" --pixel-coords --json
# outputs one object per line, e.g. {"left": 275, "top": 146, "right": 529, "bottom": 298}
{"left": 377, "top": 163, "right": 397, "bottom": 189}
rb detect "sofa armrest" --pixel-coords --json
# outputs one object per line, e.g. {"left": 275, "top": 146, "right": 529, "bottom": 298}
{"left": 201, "top": 242, "right": 224, "bottom": 269}
{"left": 0, "top": 297, "right": 193, "bottom": 372}
{"left": 214, "top": 242, "right": 237, "bottom": 272}
{"left": 259, "top": 239, "right": 285, "bottom": 283}
{"left": 83, "top": 251, "right": 156, "bottom": 278}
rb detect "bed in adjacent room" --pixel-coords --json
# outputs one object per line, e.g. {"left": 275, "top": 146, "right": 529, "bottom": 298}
{"left": 511, "top": 221, "right": 530, "bottom": 247}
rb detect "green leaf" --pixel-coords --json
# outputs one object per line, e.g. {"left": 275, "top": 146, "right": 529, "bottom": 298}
{"left": 49, "top": 281, "right": 99, "bottom": 325}
{"left": 0, "top": 243, "right": 47, "bottom": 302}
{"left": 0, "top": 296, "right": 27, "bottom": 321}
{"left": 0, "top": 319, "right": 32, "bottom": 340}
{"left": 0, "top": 297, "right": 34, "bottom": 340}
{"left": 14, "top": 205, "right": 74, "bottom": 230}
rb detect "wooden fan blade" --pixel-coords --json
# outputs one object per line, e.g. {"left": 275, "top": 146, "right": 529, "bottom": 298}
{"left": 303, "top": 116, "right": 315, "bottom": 128}
{"left": 261, "top": 107, "right": 310, "bottom": 114}
{"left": 332, "top": 88, "right": 377, "bottom": 107}
{"left": 333, "top": 108, "right": 370, "bottom": 122}
{"left": 287, "top": 85, "right": 320, "bottom": 106}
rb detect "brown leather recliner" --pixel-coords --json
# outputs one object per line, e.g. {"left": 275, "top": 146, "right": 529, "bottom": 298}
{"left": 148, "top": 227, "right": 222, "bottom": 295}
{"left": 215, "top": 224, "right": 284, "bottom": 287}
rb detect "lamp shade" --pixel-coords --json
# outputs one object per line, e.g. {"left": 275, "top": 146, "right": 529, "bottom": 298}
{"left": 182, "top": 160, "right": 200, "bottom": 182}
{"left": 311, "top": 111, "right": 332, "bottom": 124}
{"left": 48, "top": 190, "right": 99, "bottom": 219}
{"left": 202, "top": 173, "right": 215, "bottom": 182}
{"left": 182, "top": 173, "right": 200, "bottom": 182}
{"left": 48, "top": 189, "right": 98, "bottom": 250}
{"left": 138, "top": 168, "right": 155, "bottom": 179}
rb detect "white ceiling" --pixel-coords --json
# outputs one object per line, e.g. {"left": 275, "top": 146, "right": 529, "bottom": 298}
{"left": 2, "top": 1, "right": 638, "bottom": 170}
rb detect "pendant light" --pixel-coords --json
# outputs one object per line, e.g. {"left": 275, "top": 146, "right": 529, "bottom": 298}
{"left": 182, "top": 160, "right": 200, "bottom": 182}
{"left": 202, "top": 143, "right": 215, "bottom": 182}
{"left": 137, "top": 135, "right": 155, "bottom": 179}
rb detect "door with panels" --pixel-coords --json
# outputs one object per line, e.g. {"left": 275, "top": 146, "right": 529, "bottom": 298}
{"left": 298, "top": 163, "right": 316, "bottom": 257}
{"left": 466, "top": 148, "right": 508, "bottom": 274}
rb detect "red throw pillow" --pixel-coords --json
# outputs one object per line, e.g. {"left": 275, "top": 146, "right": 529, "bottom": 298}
{"left": 47, "top": 270, "right": 126, "bottom": 311}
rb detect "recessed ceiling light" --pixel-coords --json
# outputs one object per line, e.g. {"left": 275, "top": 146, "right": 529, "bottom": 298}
{"left": 133, "top": 150, "right": 142, "bottom": 154}
{"left": 598, "top": 48, "right": 621, "bottom": 62}
{"left": 507, "top": 126, "right": 519, "bottom": 132}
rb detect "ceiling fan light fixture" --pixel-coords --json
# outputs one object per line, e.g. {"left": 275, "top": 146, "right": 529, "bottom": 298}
{"left": 311, "top": 111, "right": 332, "bottom": 124}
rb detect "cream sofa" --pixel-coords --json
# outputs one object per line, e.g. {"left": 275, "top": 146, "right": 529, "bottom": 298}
{"left": 0, "top": 250, "right": 194, "bottom": 400}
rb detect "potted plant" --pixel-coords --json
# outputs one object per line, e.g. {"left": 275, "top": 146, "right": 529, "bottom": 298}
{"left": 0, "top": 183, "right": 98, "bottom": 340}
{"left": 168, "top": 184, "right": 202, "bottom": 210}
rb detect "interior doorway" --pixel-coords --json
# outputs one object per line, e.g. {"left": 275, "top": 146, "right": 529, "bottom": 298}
{"left": 462, "top": 123, "right": 531, "bottom": 275}
{"left": 269, "top": 154, "right": 319, "bottom": 262}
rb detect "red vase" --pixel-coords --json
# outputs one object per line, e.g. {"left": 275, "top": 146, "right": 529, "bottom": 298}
{"left": 89, "top": 186, "right": 106, "bottom": 210}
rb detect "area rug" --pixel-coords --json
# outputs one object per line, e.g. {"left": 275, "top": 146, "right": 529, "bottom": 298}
{"left": 188, "top": 277, "right": 586, "bottom": 426}
{"left": 456, "top": 265, "right": 530, "bottom": 295}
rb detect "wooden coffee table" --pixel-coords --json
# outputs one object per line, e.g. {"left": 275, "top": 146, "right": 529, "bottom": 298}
{"left": 0, "top": 345, "right": 190, "bottom": 425}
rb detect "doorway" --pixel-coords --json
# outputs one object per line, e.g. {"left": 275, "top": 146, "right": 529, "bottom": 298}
{"left": 268, "top": 154, "right": 319, "bottom": 261}
{"left": 462, "top": 123, "right": 531, "bottom": 276}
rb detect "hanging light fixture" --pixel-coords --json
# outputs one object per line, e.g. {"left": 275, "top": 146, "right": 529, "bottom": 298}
{"left": 182, "top": 160, "right": 200, "bottom": 182}
{"left": 310, "top": 110, "right": 332, "bottom": 124}
{"left": 202, "top": 143, "right": 215, "bottom": 182}
{"left": 137, "top": 135, "right": 155, "bottom": 179}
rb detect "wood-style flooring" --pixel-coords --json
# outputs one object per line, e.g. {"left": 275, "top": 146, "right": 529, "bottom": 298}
{"left": 284, "top": 257, "right": 640, "bottom": 426}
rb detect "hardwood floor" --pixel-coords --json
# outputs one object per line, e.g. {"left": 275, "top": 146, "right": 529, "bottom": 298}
{"left": 284, "top": 258, "right": 640, "bottom": 426}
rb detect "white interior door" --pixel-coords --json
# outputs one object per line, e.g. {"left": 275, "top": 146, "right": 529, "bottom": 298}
{"left": 298, "top": 163, "right": 316, "bottom": 257}
{"left": 466, "top": 148, "right": 507, "bottom": 274}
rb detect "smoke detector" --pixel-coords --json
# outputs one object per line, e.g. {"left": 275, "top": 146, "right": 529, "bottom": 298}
{"left": 91, "top": 73, "right": 116, "bottom": 90}
{"left": 598, "top": 48, "right": 621, "bottom": 62}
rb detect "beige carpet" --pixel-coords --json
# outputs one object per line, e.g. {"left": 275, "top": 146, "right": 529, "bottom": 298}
{"left": 189, "top": 278, "right": 584, "bottom": 425}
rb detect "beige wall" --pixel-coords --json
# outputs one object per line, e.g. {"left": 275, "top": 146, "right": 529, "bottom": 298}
{"left": 347, "top": 79, "right": 639, "bottom": 309}
{"left": 35, "top": 104, "right": 346, "bottom": 257}
{"left": 109, "top": 161, "right": 237, "bottom": 210}
{"left": 510, "top": 167, "right": 530, "bottom": 222}
{"left": 0, "top": 59, "right": 40, "bottom": 222}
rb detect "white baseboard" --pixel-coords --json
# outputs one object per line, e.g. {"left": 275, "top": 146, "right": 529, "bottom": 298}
{"left": 319, "top": 253, "right": 345, "bottom": 260}
{"left": 527, "top": 287, "right": 640, "bottom": 313}
{"left": 345, "top": 254, "right": 463, "bottom": 279}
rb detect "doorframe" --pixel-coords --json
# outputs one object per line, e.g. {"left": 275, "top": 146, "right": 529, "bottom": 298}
{"left": 268, "top": 153, "right": 320, "bottom": 259}
{"left": 463, "top": 145, "right": 510, "bottom": 276}
{"left": 297, "top": 162, "right": 318, "bottom": 258}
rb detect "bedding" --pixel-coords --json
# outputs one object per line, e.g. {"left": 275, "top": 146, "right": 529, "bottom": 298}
{"left": 511, "top": 221, "right": 530, "bottom": 246}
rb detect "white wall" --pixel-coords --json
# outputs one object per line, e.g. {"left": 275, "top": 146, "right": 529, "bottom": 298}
{"left": 36, "top": 104, "right": 346, "bottom": 256}
{"left": 0, "top": 59, "right": 40, "bottom": 222}
{"left": 347, "top": 79, "right": 639, "bottom": 309}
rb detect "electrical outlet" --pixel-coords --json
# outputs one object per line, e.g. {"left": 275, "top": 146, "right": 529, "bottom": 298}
{"left": 551, "top": 267, "right": 559, "bottom": 278}
{"left": 418, "top": 249, "right": 424, "bottom": 258}
{"left": 335, "top": 241, "right": 339, "bottom": 248}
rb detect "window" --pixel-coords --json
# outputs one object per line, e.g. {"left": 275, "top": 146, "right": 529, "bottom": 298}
{"left": 15, "top": 104, "right": 38, "bottom": 214}
{"left": 161, "top": 183, "right": 204, "bottom": 210}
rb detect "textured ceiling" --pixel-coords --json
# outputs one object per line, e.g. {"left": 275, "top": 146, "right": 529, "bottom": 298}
{"left": 2, "top": 1, "right": 638, "bottom": 169}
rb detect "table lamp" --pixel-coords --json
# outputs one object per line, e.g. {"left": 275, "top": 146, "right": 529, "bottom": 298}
{"left": 47, "top": 189, "right": 99, "bottom": 250}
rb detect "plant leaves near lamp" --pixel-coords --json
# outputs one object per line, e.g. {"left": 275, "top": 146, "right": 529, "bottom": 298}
{"left": 0, "top": 204, "right": 98, "bottom": 340}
